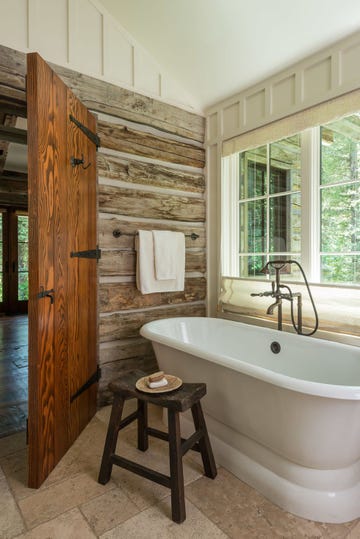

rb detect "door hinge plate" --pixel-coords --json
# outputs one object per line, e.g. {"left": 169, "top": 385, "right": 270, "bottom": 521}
{"left": 69, "top": 114, "right": 100, "bottom": 149}
{"left": 70, "top": 247, "right": 101, "bottom": 260}
{"left": 70, "top": 366, "right": 101, "bottom": 403}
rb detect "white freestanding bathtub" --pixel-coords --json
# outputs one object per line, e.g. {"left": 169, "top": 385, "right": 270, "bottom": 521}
{"left": 140, "top": 316, "right": 360, "bottom": 523}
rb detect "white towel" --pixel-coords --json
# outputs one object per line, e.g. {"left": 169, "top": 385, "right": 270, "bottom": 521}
{"left": 152, "top": 230, "right": 185, "bottom": 280}
{"left": 135, "top": 230, "right": 185, "bottom": 294}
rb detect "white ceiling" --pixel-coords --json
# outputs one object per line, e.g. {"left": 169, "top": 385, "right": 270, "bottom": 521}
{"left": 100, "top": 0, "right": 360, "bottom": 111}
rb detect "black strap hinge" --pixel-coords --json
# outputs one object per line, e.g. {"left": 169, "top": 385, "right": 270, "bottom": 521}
{"left": 70, "top": 247, "right": 101, "bottom": 260}
{"left": 69, "top": 114, "right": 100, "bottom": 149}
{"left": 70, "top": 366, "right": 102, "bottom": 403}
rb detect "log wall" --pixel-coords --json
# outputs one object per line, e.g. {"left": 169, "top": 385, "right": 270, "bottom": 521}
{"left": 0, "top": 44, "right": 206, "bottom": 406}
{"left": 97, "top": 117, "right": 206, "bottom": 405}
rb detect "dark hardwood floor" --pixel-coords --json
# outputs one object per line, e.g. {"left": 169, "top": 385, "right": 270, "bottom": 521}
{"left": 0, "top": 315, "right": 28, "bottom": 438}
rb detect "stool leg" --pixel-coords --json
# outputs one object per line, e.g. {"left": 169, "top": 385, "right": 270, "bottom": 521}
{"left": 98, "top": 395, "right": 124, "bottom": 484}
{"left": 168, "top": 409, "right": 186, "bottom": 523}
{"left": 137, "top": 400, "right": 148, "bottom": 451}
{"left": 191, "top": 401, "right": 217, "bottom": 479}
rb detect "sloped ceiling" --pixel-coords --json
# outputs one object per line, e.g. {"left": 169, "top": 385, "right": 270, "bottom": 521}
{"left": 100, "top": 0, "right": 360, "bottom": 111}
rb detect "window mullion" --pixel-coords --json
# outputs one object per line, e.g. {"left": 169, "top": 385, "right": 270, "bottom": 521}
{"left": 300, "top": 128, "right": 320, "bottom": 281}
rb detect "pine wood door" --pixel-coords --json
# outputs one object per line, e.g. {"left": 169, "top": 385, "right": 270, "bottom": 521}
{"left": 27, "top": 53, "right": 98, "bottom": 488}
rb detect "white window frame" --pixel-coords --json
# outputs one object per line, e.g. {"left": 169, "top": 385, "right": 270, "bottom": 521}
{"left": 222, "top": 121, "right": 360, "bottom": 286}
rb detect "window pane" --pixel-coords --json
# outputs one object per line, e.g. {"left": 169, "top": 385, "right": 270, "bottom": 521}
{"left": 321, "top": 115, "right": 360, "bottom": 186}
{"left": 17, "top": 215, "right": 29, "bottom": 301}
{"left": 269, "top": 193, "right": 301, "bottom": 253}
{"left": 321, "top": 184, "right": 360, "bottom": 252}
{"left": 321, "top": 255, "right": 360, "bottom": 284}
{"left": 18, "top": 272, "right": 28, "bottom": 301}
{"left": 239, "top": 199, "right": 267, "bottom": 253}
{"left": 240, "top": 146, "right": 267, "bottom": 199}
{"left": 18, "top": 243, "right": 28, "bottom": 272}
{"left": 270, "top": 134, "right": 301, "bottom": 194}
{"left": 239, "top": 255, "right": 266, "bottom": 278}
{"left": 17, "top": 215, "right": 28, "bottom": 242}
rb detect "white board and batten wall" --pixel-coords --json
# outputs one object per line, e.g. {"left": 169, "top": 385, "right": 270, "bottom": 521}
{"left": 0, "top": 0, "right": 199, "bottom": 113}
{"left": 206, "top": 30, "right": 360, "bottom": 316}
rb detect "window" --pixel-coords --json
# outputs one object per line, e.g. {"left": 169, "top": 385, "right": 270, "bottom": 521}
{"left": 222, "top": 112, "right": 360, "bottom": 285}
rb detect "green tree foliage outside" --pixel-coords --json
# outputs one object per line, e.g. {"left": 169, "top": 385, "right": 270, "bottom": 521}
{"left": 18, "top": 215, "right": 29, "bottom": 301}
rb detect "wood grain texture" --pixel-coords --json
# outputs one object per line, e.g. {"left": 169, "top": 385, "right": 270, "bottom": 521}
{"left": 97, "top": 152, "right": 205, "bottom": 192}
{"left": 98, "top": 355, "right": 158, "bottom": 406}
{"left": 27, "top": 53, "right": 98, "bottom": 488}
{"left": 27, "top": 52, "right": 56, "bottom": 488}
{"left": 99, "top": 217, "right": 206, "bottom": 250}
{"left": 52, "top": 63, "right": 205, "bottom": 143}
{"left": 100, "top": 303, "right": 206, "bottom": 343}
{"left": 100, "top": 278, "right": 206, "bottom": 312}
{"left": 99, "top": 337, "right": 154, "bottom": 365}
{"left": 98, "top": 122, "right": 205, "bottom": 168}
{"left": 99, "top": 250, "right": 206, "bottom": 277}
{"left": 99, "top": 184, "right": 205, "bottom": 221}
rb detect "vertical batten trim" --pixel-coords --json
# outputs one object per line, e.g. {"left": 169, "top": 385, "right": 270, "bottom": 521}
{"left": 100, "top": 12, "right": 104, "bottom": 77}
{"left": 66, "top": 0, "right": 71, "bottom": 64}
{"left": 26, "top": 0, "right": 31, "bottom": 49}
{"left": 131, "top": 45, "right": 135, "bottom": 88}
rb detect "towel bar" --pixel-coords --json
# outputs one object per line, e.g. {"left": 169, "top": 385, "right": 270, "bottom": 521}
{"left": 112, "top": 229, "right": 199, "bottom": 240}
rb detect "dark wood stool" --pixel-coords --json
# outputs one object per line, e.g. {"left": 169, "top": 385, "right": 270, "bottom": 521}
{"left": 98, "top": 369, "right": 217, "bottom": 523}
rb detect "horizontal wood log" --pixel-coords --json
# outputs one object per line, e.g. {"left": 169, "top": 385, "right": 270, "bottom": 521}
{"left": 99, "top": 337, "right": 154, "bottom": 365}
{"left": 99, "top": 249, "right": 205, "bottom": 277}
{"left": 100, "top": 303, "right": 206, "bottom": 342}
{"left": 99, "top": 185, "right": 205, "bottom": 222}
{"left": 98, "top": 122, "right": 205, "bottom": 168}
{"left": 0, "top": 125, "right": 27, "bottom": 144}
{"left": 99, "top": 217, "right": 206, "bottom": 250}
{"left": 98, "top": 355, "right": 158, "bottom": 407}
{"left": 97, "top": 152, "right": 205, "bottom": 193}
{"left": 100, "top": 278, "right": 206, "bottom": 313}
{"left": 53, "top": 67, "right": 204, "bottom": 143}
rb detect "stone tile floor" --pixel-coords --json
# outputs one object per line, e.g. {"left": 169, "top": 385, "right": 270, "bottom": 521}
{"left": 0, "top": 316, "right": 28, "bottom": 438}
{"left": 0, "top": 404, "right": 359, "bottom": 539}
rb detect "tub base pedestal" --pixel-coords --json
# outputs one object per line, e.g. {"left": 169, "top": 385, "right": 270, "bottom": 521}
{"left": 179, "top": 411, "right": 360, "bottom": 524}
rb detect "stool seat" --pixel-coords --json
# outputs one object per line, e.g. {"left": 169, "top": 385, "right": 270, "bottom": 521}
{"left": 98, "top": 369, "right": 217, "bottom": 524}
{"left": 109, "top": 369, "right": 207, "bottom": 412}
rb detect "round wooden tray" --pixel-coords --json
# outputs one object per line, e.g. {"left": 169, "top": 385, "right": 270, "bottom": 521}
{"left": 136, "top": 374, "right": 183, "bottom": 394}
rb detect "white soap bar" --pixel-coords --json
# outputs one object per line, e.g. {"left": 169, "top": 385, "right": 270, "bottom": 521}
{"left": 148, "top": 378, "right": 168, "bottom": 389}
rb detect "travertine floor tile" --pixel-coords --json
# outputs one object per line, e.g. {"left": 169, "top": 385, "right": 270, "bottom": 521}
{"left": 12, "top": 508, "right": 96, "bottom": 539}
{"left": 110, "top": 424, "right": 203, "bottom": 511}
{"left": 0, "top": 415, "right": 108, "bottom": 501}
{"left": 80, "top": 486, "right": 140, "bottom": 535}
{"left": 0, "top": 467, "right": 25, "bottom": 539}
{"left": 186, "top": 467, "right": 358, "bottom": 539}
{"left": 18, "top": 472, "right": 114, "bottom": 529}
{"left": 347, "top": 520, "right": 360, "bottom": 538}
{"left": 99, "top": 495, "right": 228, "bottom": 539}
{"left": 0, "top": 431, "right": 26, "bottom": 458}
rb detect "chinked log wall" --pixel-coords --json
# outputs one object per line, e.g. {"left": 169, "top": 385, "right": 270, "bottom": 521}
{"left": 0, "top": 44, "right": 206, "bottom": 406}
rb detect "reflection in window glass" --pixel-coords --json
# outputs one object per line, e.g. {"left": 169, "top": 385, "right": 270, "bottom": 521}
{"left": 270, "top": 134, "right": 301, "bottom": 194}
{"left": 239, "top": 146, "right": 267, "bottom": 199}
{"left": 239, "top": 199, "right": 267, "bottom": 254}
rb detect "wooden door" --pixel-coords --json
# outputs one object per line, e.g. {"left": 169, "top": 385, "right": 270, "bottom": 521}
{"left": 27, "top": 53, "right": 98, "bottom": 488}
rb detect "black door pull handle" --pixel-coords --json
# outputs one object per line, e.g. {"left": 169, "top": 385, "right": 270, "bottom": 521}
{"left": 37, "top": 287, "right": 55, "bottom": 304}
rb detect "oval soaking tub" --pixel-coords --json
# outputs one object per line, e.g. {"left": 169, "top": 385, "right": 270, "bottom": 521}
{"left": 140, "top": 316, "right": 360, "bottom": 523}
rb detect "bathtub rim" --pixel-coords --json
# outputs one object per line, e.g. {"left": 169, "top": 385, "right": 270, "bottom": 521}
{"left": 140, "top": 317, "right": 360, "bottom": 401}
